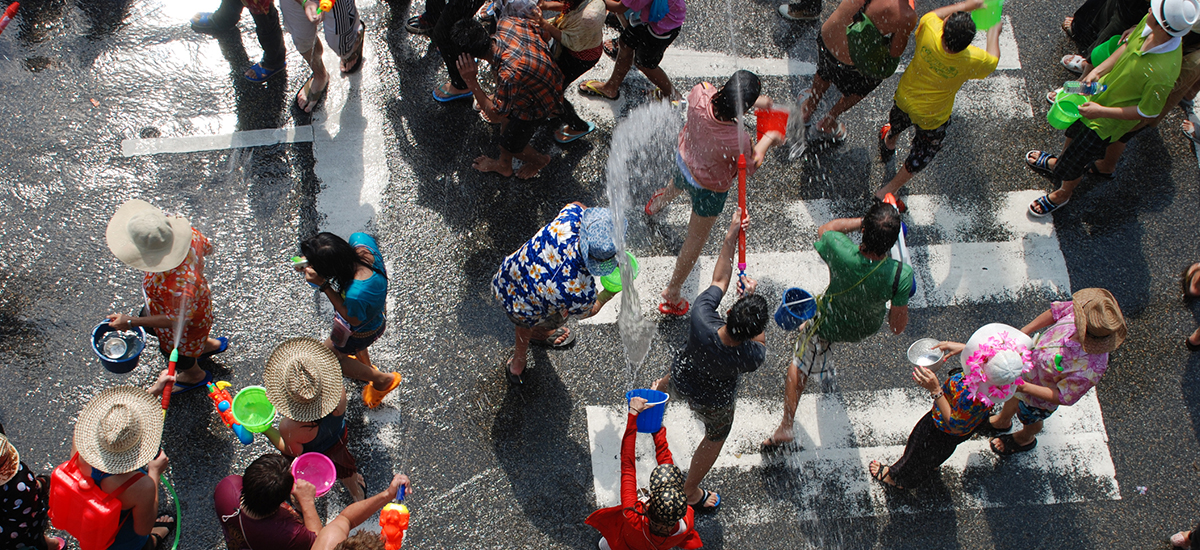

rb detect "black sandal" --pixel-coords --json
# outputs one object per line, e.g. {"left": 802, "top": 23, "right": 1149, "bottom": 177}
{"left": 1187, "top": 335, "right": 1200, "bottom": 352}
{"left": 504, "top": 358, "right": 525, "bottom": 385}
{"left": 991, "top": 433, "right": 1037, "bottom": 456}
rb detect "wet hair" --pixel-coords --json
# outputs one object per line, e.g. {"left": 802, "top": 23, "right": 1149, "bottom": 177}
{"left": 861, "top": 201, "right": 901, "bottom": 256}
{"left": 712, "top": 70, "right": 761, "bottom": 121}
{"left": 452, "top": 19, "right": 492, "bottom": 59}
{"left": 727, "top": 294, "right": 769, "bottom": 341}
{"left": 333, "top": 531, "right": 386, "bottom": 550}
{"left": 942, "top": 12, "right": 977, "bottom": 53}
{"left": 299, "top": 232, "right": 385, "bottom": 294}
{"left": 241, "top": 454, "right": 294, "bottom": 517}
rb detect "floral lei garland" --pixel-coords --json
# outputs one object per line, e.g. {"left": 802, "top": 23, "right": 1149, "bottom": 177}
{"left": 961, "top": 331, "right": 1033, "bottom": 407}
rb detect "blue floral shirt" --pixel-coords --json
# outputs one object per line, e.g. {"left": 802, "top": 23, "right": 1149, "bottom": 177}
{"left": 491, "top": 205, "right": 597, "bottom": 325}
{"left": 931, "top": 372, "right": 991, "bottom": 436}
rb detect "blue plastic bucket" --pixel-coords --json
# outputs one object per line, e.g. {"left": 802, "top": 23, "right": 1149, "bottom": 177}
{"left": 91, "top": 321, "right": 146, "bottom": 374}
{"left": 625, "top": 389, "right": 669, "bottom": 433}
{"left": 775, "top": 288, "right": 816, "bottom": 331}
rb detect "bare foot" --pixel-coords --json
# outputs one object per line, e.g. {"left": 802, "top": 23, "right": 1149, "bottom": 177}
{"left": 686, "top": 488, "right": 720, "bottom": 507}
{"left": 986, "top": 415, "right": 1013, "bottom": 432}
{"left": 762, "top": 425, "right": 794, "bottom": 447}
{"left": 868, "top": 460, "right": 899, "bottom": 487}
{"left": 516, "top": 153, "right": 550, "bottom": 179}
{"left": 472, "top": 155, "right": 513, "bottom": 176}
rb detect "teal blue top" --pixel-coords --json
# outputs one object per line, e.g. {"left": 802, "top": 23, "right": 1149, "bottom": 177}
{"left": 344, "top": 233, "right": 387, "bottom": 332}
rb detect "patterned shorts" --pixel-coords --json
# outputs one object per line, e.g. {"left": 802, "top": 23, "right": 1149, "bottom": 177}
{"left": 1016, "top": 400, "right": 1056, "bottom": 426}
{"left": 887, "top": 104, "right": 950, "bottom": 175}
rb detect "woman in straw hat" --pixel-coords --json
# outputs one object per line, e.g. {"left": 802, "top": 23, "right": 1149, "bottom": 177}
{"left": 65, "top": 374, "right": 176, "bottom": 550}
{"left": 296, "top": 232, "right": 400, "bottom": 409}
{"left": 870, "top": 323, "right": 1033, "bottom": 489}
{"left": 263, "top": 338, "right": 366, "bottom": 501}
{"left": 982, "top": 288, "right": 1127, "bottom": 456}
{"left": 585, "top": 397, "right": 702, "bottom": 550}
{"left": 0, "top": 426, "right": 62, "bottom": 550}
{"left": 105, "top": 199, "right": 229, "bottom": 393}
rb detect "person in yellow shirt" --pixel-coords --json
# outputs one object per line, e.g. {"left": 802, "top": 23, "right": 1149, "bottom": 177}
{"left": 876, "top": 0, "right": 1001, "bottom": 206}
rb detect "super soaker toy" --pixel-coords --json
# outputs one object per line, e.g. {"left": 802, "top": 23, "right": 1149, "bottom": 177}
{"left": 161, "top": 347, "right": 179, "bottom": 414}
{"left": 208, "top": 382, "right": 254, "bottom": 445}
{"left": 318, "top": 0, "right": 335, "bottom": 14}
{"left": 0, "top": 3, "right": 19, "bottom": 36}
{"left": 380, "top": 486, "right": 409, "bottom": 550}
{"left": 736, "top": 154, "right": 748, "bottom": 287}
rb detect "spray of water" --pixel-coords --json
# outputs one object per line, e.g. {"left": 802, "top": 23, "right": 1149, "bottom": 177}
{"left": 171, "top": 286, "right": 190, "bottom": 351}
{"left": 604, "top": 102, "right": 683, "bottom": 391}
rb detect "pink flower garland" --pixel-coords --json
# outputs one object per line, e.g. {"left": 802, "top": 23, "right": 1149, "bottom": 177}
{"left": 961, "top": 331, "right": 1033, "bottom": 407}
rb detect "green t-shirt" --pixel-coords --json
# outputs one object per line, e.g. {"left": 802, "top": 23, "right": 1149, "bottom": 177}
{"left": 813, "top": 231, "right": 913, "bottom": 343}
{"left": 1087, "top": 15, "right": 1182, "bottom": 140}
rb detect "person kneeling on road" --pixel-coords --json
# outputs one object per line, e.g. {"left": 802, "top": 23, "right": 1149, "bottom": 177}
{"left": 215, "top": 454, "right": 322, "bottom": 550}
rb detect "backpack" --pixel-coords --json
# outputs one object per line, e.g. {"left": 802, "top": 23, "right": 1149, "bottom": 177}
{"left": 846, "top": 0, "right": 901, "bottom": 79}
{"left": 48, "top": 454, "right": 144, "bottom": 550}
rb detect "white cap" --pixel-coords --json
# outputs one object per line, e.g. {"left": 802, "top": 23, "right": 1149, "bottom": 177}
{"left": 1153, "top": 0, "right": 1200, "bottom": 37}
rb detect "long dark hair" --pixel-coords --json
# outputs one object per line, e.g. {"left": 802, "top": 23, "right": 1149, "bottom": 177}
{"left": 300, "top": 232, "right": 385, "bottom": 293}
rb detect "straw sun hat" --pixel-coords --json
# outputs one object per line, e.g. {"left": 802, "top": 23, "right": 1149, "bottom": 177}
{"left": 263, "top": 337, "right": 344, "bottom": 422}
{"left": 74, "top": 386, "right": 164, "bottom": 475}
{"left": 960, "top": 323, "right": 1035, "bottom": 407}
{"left": 1072, "top": 288, "right": 1127, "bottom": 355}
{"left": 105, "top": 199, "right": 192, "bottom": 273}
{"left": 0, "top": 433, "right": 20, "bottom": 485}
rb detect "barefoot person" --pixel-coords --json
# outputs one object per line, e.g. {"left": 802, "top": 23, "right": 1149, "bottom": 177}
{"left": 645, "top": 71, "right": 783, "bottom": 316}
{"left": 279, "top": 0, "right": 367, "bottom": 113}
{"left": 985, "top": 288, "right": 1126, "bottom": 455}
{"left": 105, "top": 200, "right": 228, "bottom": 395}
{"left": 651, "top": 210, "right": 768, "bottom": 512}
{"left": 764, "top": 201, "right": 912, "bottom": 447}
{"left": 870, "top": 324, "right": 1032, "bottom": 489}
{"left": 453, "top": 12, "right": 565, "bottom": 179}
{"left": 797, "top": 0, "right": 916, "bottom": 142}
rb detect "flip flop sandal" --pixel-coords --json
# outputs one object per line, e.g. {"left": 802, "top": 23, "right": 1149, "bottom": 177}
{"left": 689, "top": 489, "right": 721, "bottom": 512}
{"left": 405, "top": 14, "right": 433, "bottom": 35}
{"left": 504, "top": 357, "right": 525, "bottom": 385}
{"left": 150, "top": 517, "right": 175, "bottom": 549}
{"left": 878, "top": 123, "right": 895, "bottom": 162}
{"left": 869, "top": 461, "right": 905, "bottom": 489}
{"left": 808, "top": 121, "right": 847, "bottom": 142}
{"left": 645, "top": 188, "right": 668, "bottom": 216}
{"left": 1028, "top": 194, "right": 1068, "bottom": 217}
{"left": 1024, "top": 150, "right": 1057, "bottom": 176}
{"left": 362, "top": 371, "right": 402, "bottom": 408}
{"left": 658, "top": 299, "right": 690, "bottom": 316}
{"left": 200, "top": 336, "right": 229, "bottom": 358}
{"left": 1085, "top": 161, "right": 1114, "bottom": 180}
{"left": 530, "top": 327, "right": 576, "bottom": 348}
{"left": 554, "top": 121, "right": 596, "bottom": 143}
{"left": 1046, "top": 87, "right": 1064, "bottom": 104}
{"left": 991, "top": 433, "right": 1037, "bottom": 456}
{"left": 603, "top": 39, "right": 619, "bottom": 60}
{"left": 1186, "top": 336, "right": 1200, "bottom": 352}
{"left": 433, "top": 82, "right": 473, "bottom": 102}
{"left": 1061, "top": 54, "right": 1087, "bottom": 74}
{"left": 171, "top": 370, "right": 214, "bottom": 395}
{"left": 296, "top": 76, "right": 328, "bottom": 113}
{"left": 244, "top": 62, "right": 285, "bottom": 84}
{"left": 578, "top": 80, "right": 619, "bottom": 101}
{"left": 971, "top": 419, "right": 1012, "bottom": 437}
{"left": 1181, "top": 263, "right": 1200, "bottom": 300}
{"left": 190, "top": 12, "right": 232, "bottom": 34}
{"left": 341, "top": 23, "right": 367, "bottom": 75}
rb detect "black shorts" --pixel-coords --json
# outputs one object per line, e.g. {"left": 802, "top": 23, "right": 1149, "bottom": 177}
{"left": 1054, "top": 119, "right": 1113, "bottom": 181}
{"left": 888, "top": 104, "right": 949, "bottom": 174}
{"left": 619, "top": 23, "right": 680, "bottom": 70}
{"left": 817, "top": 33, "right": 883, "bottom": 98}
{"left": 499, "top": 117, "right": 543, "bottom": 152}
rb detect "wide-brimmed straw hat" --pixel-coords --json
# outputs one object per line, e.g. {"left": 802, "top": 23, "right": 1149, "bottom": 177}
{"left": 1072, "top": 288, "right": 1127, "bottom": 355}
{"left": 106, "top": 199, "right": 192, "bottom": 273}
{"left": 961, "top": 323, "right": 1034, "bottom": 406}
{"left": 74, "top": 387, "right": 164, "bottom": 475}
{"left": 263, "top": 337, "right": 343, "bottom": 422}
{"left": 0, "top": 434, "right": 20, "bottom": 485}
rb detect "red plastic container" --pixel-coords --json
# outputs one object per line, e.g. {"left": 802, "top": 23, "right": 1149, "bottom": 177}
{"left": 755, "top": 109, "right": 789, "bottom": 140}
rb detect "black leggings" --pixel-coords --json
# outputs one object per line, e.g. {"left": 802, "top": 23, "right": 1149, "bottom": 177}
{"left": 432, "top": 0, "right": 488, "bottom": 90}
{"left": 553, "top": 52, "right": 598, "bottom": 132}
{"left": 211, "top": 0, "right": 286, "bottom": 69}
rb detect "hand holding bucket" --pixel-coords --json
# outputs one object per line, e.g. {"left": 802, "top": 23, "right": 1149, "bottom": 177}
{"left": 625, "top": 389, "right": 669, "bottom": 433}
{"left": 291, "top": 453, "right": 337, "bottom": 497}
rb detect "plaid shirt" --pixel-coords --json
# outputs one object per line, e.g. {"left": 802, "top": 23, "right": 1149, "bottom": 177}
{"left": 493, "top": 17, "right": 564, "bottom": 121}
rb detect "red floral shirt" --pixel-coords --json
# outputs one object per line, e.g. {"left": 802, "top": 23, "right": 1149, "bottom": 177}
{"left": 143, "top": 228, "right": 213, "bottom": 357}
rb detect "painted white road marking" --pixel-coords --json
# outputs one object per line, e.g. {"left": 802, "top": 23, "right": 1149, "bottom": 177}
{"left": 582, "top": 190, "right": 1069, "bottom": 325}
{"left": 120, "top": 126, "right": 315, "bottom": 157}
{"left": 586, "top": 389, "right": 1119, "bottom": 519}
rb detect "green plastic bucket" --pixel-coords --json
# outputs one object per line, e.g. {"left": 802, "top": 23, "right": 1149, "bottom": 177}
{"left": 1047, "top": 93, "right": 1086, "bottom": 130}
{"left": 1090, "top": 35, "right": 1120, "bottom": 66}
{"left": 601, "top": 252, "right": 639, "bottom": 293}
{"left": 232, "top": 386, "right": 276, "bottom": 433}
{"left": 970, "top": 0, "right": 1003, "bottom": 30}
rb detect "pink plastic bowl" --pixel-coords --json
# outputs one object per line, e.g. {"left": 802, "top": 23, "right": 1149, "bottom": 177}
{"left": 291, "top": 453, "right": 337, "bottom": 497}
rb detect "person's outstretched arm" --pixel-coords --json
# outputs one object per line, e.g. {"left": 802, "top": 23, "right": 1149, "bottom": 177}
{"left": 312, "top": 474, "right": 412, "bottom": 550}
{"left": 985, "top": 18, "right": 1001, "bottom": 60}
{"left": 816, "top": 217, "right": 862, "bottom": 239}
{"left": 710, "top": 208, "right": 748, "bottom": 294}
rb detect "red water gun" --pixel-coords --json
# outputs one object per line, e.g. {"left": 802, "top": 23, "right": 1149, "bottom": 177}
{"left": 380, "top": 486, "right": 409, "bottom": 550}
{"left": 0, "top": 3, "right": 19, "bottom": 36}
{"left": 208, "top": 381, "right": 254, "bottom": 445}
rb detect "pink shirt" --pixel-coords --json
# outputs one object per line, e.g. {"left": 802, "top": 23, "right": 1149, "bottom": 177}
{"left": 677, "top": 83, "right": 757, "bottom": 193}
{"left": 622, "top": 0, "right": 685, "bottom": 35}
{"left": 1017, "top": 301, "right": 1110, "bottom": 411}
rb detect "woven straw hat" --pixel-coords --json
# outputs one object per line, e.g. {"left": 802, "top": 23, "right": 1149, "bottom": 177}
{"left": 263, "top": 337, "right": 343, "bottom": 422}
{"left": 105, "top": 199, "right": 192, "bottom": 273}
{"left": 1072, "top": 288, "right": 1126, "bottom": 355}
{"left": 0, "top": 433, "right": 19, "bottom": 485}
{"left": 74, "top": 387, "right": 164, "bottom": 475}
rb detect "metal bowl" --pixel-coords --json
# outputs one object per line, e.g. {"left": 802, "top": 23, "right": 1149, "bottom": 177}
{"left": 907, "top": 338, "right": 944, "bottom": 366}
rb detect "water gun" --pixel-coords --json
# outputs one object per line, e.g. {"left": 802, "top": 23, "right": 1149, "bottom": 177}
{"left": 161, "top": 348, "right": 179, "bottom": 414}
{"left": 318, "top": 0, "right": 334, "bottom": 14}
{"left": 736, "top": 154, "right": 748, "bottom": 287}
{"left": 0, "top": 3, "right": 18, "bottom": 36}
{"left": 380, "top": 486, "right": 409, "bottom": 550}
{"left": 208, "top": 382, "right": 254, "bottom": 445}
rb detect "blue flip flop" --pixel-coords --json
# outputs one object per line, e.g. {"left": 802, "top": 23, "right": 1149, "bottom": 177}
{"left": 200, "top": 336, "right": 229, "bottom": 358}
{"left": 554, "top": 121, "right": 596, "bottom": 143}
{"left": 690, "top": 489, "right": 721, "bottom": 513}
{"left": 433, "top": 87, "right": 473, "bottom": 103}
{"left": 171, "top": 370, "right": 213, "bottom": 395}
{"left": 1028, "top": 194, "right": 1068, "bottom": 217}
{"left": 244, "top": 63, "right": 285, "bottom": 84}
{"left": 190, "top": 13, "right": 232, "bottom": 35}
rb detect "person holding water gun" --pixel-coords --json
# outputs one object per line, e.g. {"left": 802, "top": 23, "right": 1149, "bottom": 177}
{"left": 310, "top": 473, "right": 411, "bottom": 550}
{"left": 280, "top": 0, "right": 367, "bottom": 113}
{"left": 104, "top": 200, "right": 228, "bottom": 395}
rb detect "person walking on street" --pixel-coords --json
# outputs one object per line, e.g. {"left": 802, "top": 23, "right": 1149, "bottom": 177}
{"left": 763, "top": 201, "right": 912, "bottom": 447}
{"left": 190, "top": 0, "right": 288, "bottom": 83}
{"left": 539, "top": 0, "right": 606, "bottom": 142}
{"left": 576, "top": 0, "right": 685, "bottom": 101}
{"left": 280, "top": 0, "right": 367, "bottom": 113}
{"left": 651, "top": 209, "right": 768, "bottom": 512}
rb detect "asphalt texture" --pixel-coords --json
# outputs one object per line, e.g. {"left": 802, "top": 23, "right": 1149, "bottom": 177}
{"left": 0, "top": 0, "right": 1199, "bottom": 548}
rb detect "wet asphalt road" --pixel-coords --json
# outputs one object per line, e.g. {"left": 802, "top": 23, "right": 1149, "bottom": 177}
{"left": 1, "top": 0, "right": 1200, "bottom": 548}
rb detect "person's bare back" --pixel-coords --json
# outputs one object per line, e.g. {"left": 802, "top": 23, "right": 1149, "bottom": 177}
{"left": 821, "top": 0, "right": 917, "bottom": 66}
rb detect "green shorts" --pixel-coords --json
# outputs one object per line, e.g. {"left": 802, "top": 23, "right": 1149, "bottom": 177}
{"left": 672, "top": 169, "right": 728, "bottom": 218}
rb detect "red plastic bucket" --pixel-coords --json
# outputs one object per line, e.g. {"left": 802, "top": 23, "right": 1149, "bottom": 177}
{"left": 755, "top": 109, "right": 789, "bottom": 140}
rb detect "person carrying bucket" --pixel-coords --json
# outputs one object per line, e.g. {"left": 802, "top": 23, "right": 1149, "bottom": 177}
{"left": 1026, "top": 0, "right": 1195, "bottom": 217}
{"left": 649, "top": 210, "right": 768, "bottom": 512}
{"left": 214, "top": 453, "right": 324, "bottom": 550}
{"left": 261, "top": 338, "right": 366, "bottom": 502}
{"left": 104, "top": 200, "right": 229, "bottom": 395}
{"left": 763, "top": 201, "right": 912, "bottom": 447}
{"left": 584, "top": 397, "right": 702, "bottom": 550}
{"left": 644, "top": 71, "right": 784, "bottom": 317}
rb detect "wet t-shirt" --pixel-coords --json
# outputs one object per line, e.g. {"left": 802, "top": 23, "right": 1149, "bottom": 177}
{"left": 214, "top": 475, "right": 317, "bottom": 550}
{"left": 813, "top": 231, "right": 912, "bottom": 343}
{"left": 670, "top": 286, "right": 766, "bottom": 407}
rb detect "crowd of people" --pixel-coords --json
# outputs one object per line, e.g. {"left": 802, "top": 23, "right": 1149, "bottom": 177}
{"left": 5, "top": 0, "right": 1200, "bottom": 547}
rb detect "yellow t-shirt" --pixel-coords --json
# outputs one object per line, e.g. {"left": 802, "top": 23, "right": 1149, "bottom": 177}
{"left": 894, "top": 12, "right": 999, "bottom": 130}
